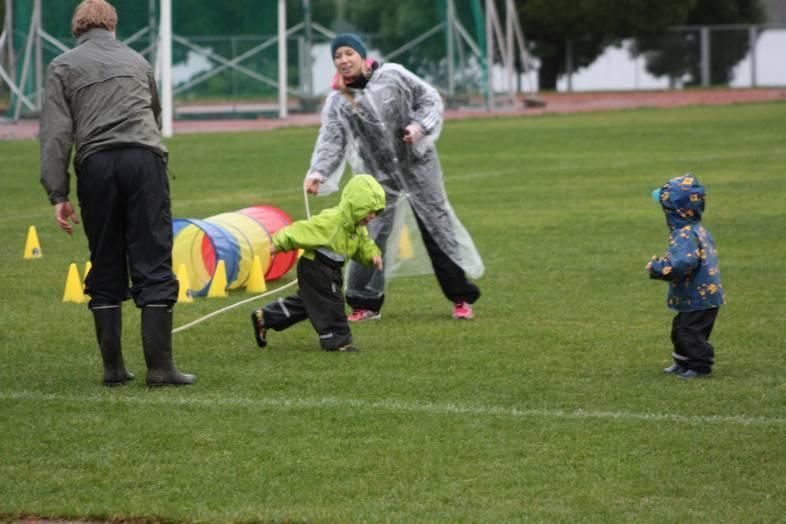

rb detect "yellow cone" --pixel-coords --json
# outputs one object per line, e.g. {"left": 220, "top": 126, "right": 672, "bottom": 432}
{"left": 246, "top": 255, "right": 267, "bottom": 293}
{"left": 63, "top": 263, "right": 86, "bottom": 303}
{"left": 23, "top": 225, "right": 42, "bottom": 259}
{"left": 82, "top": 261, "right": 92, "bottom": 292}
{"left": 176, "top": 263, "right": 194, "bottom": 303}
{"left": 207, "top": 260, "right": 228, "bottom": 298}
{"left": 398, "top": 224, "right": 414, "bottom": 260}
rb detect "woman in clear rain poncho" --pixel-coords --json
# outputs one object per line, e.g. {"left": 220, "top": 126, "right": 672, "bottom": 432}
{"left": 304, "top": 33, "right": 483, "bottom": 320}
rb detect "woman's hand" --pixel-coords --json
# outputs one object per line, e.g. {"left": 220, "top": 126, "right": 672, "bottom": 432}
{"left": 372, "top": 255, "right": 383, "bottom": 271}
{"left": 402, "top": 123, "right": 424, "bottom": 144}
{"left": 304, "top": 173, "right": 323, "bottom": 195}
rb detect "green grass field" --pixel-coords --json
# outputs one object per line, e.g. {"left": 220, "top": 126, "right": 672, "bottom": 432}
{"left": 1, "top": 102, "right": 785, "bottom": 523}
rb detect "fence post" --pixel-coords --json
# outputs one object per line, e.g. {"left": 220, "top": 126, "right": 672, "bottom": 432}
{"left": 485, "top": 0, "right": 493, "bottom": 110}
{"left": 700, "top": 26, "right": 710, "bottom": 87}
{"left": 159, "top": 0, "right": 173, "bottom": 137}
{"left": 4, "top": 0, "right": 15, "bottom": 89}
{"left": 446, "top": 0, "right": 455, "bottom": 98}
{"left": 231, "top": 36, "right": 238, "bottom": 99}
{"left": 34, "top": 0, "right": 42, "bottom": 110}
{"left": 749, "top": 25, "right": 757, "bottom": 87}
{"left": 277, "top": 0, "right": 287, "bottom": 118}
{"left": 302, "top": 0, "right": 313, "bottom": 98}
{"left": 565, "top": 39, "right": 573, "bottom": 92}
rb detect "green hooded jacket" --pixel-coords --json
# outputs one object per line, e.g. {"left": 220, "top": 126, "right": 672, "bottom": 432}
{"left": 273, "top": 174, "right": 385, "bottom": 266}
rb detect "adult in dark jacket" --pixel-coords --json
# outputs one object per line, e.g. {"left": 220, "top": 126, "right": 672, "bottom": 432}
{"left": 304, "top": 33, "right": 483, "bottom": 321}
{"left": 39, "top": 0, "right": 195, "bottom": 386}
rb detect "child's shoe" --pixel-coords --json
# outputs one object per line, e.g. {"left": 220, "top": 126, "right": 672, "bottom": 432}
{"left": 663, "top": 363, "right": 687, "bottom": 374}
{"left": 452, "top": 302, "right": 474, "bottom": 320}
{"left": 679, "top": 369, "right": 712, "bottom": 379}
{"left": 348, "top": 309, "right": 381, "bottom": 322}
{"left": 324, "top": 344, "right": 360, "bottom": 353}
{"left": 250, "top": 308, "right": 268, "bottom": 348}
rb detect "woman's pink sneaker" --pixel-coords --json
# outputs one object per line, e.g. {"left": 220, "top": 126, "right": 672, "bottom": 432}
{"left": 348, "top": 309, "right": 381, "bottom": 322}
{"left": 452, "top": 302, "right": 474, "bottom": 320}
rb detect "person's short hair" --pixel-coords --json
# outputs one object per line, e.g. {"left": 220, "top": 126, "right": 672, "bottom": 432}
{"left": 71, "top": 0, "right": 117, "bottom": 38}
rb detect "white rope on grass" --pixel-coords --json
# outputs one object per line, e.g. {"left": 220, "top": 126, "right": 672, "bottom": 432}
{"left": 172, "top": 279, "right": 298, "bottom": 334}
{"left": 172, "top": 188, "right": 314, "bottom": 334}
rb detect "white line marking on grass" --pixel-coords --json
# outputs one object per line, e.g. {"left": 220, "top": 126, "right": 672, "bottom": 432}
{"left": 2, "top": 390, "right": 784, "bottom": 428}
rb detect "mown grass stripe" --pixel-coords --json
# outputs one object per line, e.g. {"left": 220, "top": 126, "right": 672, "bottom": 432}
{"left": 2, "top": 390, "right": 784, "bottom": 428}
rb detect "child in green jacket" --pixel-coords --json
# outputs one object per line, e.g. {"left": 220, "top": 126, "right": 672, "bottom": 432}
{"left": 251, "top": 174, "right": 385, "bottom": 352}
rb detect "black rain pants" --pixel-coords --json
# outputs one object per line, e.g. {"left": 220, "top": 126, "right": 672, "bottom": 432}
{"left": 76, "top": 147, "right": 178, "bottom": 309}
{"left": 262, "top": 254, "right": 352, "bottom": 351}
{"left": 670, "top": 307, "right": 719, "bottom": 374}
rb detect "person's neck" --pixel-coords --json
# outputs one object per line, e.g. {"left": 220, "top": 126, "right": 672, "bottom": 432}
{"left": 346, "top": 74, "right": 366, "bottom": 88}
{"left": 346, "top": 61, "right": 377, "bottom": 89}
{"left": 77, "top": 28, "right": 115, "bottom": 44}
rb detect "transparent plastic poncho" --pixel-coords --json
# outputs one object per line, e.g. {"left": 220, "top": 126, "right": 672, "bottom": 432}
{"left": 307, "top": 63, "right": 484, "bottom": 300}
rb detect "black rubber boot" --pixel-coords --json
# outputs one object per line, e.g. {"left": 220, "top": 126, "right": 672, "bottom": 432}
{"left": 91, "top": 305, "right": 134, "bottom": 386}
{"left": 141, "top": 305, "right": 196, "bottom": 386}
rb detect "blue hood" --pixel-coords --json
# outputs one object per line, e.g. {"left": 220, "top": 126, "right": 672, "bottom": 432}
{"left": 657, "top": 173, "right": 706, "bottom": 230}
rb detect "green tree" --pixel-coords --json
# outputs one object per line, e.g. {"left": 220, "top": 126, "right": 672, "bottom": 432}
{"left": 343, "top": 0, "right": 445, "bottom": 74}
{"left": 632, "top": 0, "right": 764, "bottom": 86}
{"left": 515, "top": 0, "right": 692, "bottom": 90}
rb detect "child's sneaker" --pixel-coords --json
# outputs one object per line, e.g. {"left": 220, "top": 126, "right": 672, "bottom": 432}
{"left": 348, "top": 309, "right": 381, "bottom": 322}
{"left": 250, "top": 308, "right": 268, "bottom": 348}
{"left": 324, "top": 344, "right": 360, "bottom": 353}
{"left": 452, "top": 302, "right": 474, "bottom": 320}
{"left": 663, "top": 363, "right": 687, "bottom": 374}
{"left": 679, "top": 369, "right": 712, "bottom": 379}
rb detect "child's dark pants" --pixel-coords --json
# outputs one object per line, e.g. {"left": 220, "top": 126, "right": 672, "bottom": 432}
{"left": 262, "top": 254, "right": 352, "bottom": 351}
{"left": 671, "top": 307, "right": 718, "bottom": 374}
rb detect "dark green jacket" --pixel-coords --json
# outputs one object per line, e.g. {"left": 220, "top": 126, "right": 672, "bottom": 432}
{"left": 39, "top": 28, "right": 166, "bottom": 204}
{"left": 273, "top": 175, "right": 386, "bottom": 266}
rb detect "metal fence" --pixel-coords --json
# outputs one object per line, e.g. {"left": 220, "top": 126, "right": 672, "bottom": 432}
{"left": 2, "top": 1, "right": 783, "bottom": 123}
{"left": 558, "top": 25, "right": 786, "bottom": 92}
{"left": 1, "top": 0, "right": 513, "bottom": 122}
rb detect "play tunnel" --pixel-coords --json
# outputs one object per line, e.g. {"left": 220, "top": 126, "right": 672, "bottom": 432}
{"left": 172, "top": 205, "right": 297, "bottom": 297}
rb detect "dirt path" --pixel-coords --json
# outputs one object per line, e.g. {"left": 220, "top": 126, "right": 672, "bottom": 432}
{"left": 2, "top": 88, "right": 784, "bottom": 141}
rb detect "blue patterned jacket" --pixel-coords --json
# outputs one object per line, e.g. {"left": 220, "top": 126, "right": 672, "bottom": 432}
{"left": 648, "top": 174, "right": 725, "bottom": 312}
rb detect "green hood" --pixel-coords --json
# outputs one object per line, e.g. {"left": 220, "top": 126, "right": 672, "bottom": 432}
{"left": 339, "top": 174, "right": 386, "bottom": 224}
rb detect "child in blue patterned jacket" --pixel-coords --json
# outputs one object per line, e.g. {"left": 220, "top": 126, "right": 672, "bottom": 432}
{"left": 646, "top": 174, "right": 725, "bottom": 379}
